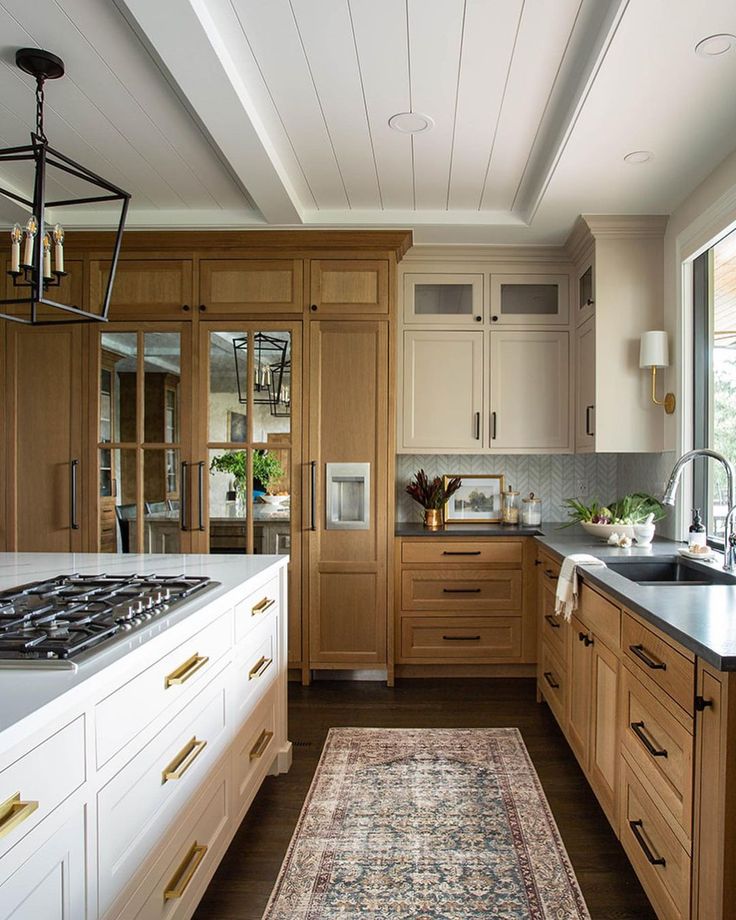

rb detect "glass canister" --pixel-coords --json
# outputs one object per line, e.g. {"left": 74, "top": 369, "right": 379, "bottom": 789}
{"left": 501, "top": 485, "right": 520, "bottom": 525}
{"left": 521, "top": 492, "right": 543, "bottom": 526}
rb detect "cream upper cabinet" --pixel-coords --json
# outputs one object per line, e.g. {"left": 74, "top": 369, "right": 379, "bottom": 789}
{"left": 489, "top": 331, "right": 570, "bottom": 452}
{"left": 403, "top": 273, "right": 484, "bottom": 325}
{"left": 577, "top": 259, "right": 595, "bottom": 326}
{"left": 489, "top": 274, "right": 569, "bottom": 326}
{"left": 575, "top": 317, "right": 596, "bottom": 452}
{"left": 401, "top": 330, "right": 484, "bottom": 451}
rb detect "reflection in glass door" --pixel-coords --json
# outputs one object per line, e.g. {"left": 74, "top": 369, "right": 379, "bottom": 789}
{"left": 97, "top": 327, "right": 191, "bottom": 553}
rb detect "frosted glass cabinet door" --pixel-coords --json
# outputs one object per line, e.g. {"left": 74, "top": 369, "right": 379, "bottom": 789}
{"left": 401, "top": 330, "right": 484, "bottom": 451}
{"left": 403, "top": 273, "right": 484, "bottom": 324}
{"left": 489, "top": 331, "right": 570, "bottom": 451}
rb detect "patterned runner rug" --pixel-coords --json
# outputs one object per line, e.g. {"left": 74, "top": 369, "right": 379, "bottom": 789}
{"left": 263, "top": 727, "right": 590, "bottom": 919}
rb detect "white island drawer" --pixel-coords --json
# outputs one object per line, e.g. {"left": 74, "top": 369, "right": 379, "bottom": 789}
{"left": 97, "top": 670, "right": 228, "bottom": 916}
{"left": 95, "top": 609, "right": 232, "bottom": 768}
{"left": 234, "top": 574, "right": 280, "bottom": 645}
{"left": 232, "top": 614, "right": 278, "bottom": 725}
{"left": 0, "top": 716, "right": 85, "bottom": 859}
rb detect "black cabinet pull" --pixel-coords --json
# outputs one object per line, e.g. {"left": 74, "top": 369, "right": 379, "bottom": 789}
{"left": 491, "top": 411, "right": 497, "bottom": 441}
{"left": 198, "top": 304, "right": 206, "bottom": 312}
{"left": 196, "top": 461, "right": 205, "bottom": 531}
{"left": 182, "top": 304, "right": 190, "bottom": 312}
{"left": 629, "top": 644, "right": 666, "bottom": 670}
{"left": 310, "top": 304, "right": 318, "bottom": 312}
{"left": 543, "top": 671, "right": 560, "bottom": 689}
{"left": 474, "top": 411, "right": 480, "bottom": 440}
{"left": 630, "top": 721, "right": 668, "bottom": 758}
{"left": 180, "top": 461, "right": 189, "bottom": 531}
{"left": 578, "top": 631, "right": 593, "bottom": 646}
{"left": 534, "top": 559, "right": 542, "bottom": 566}
{"left": 695, "top": 695, "right": 714, "bottom": 712}
{"left": 585, "top": 405, "right": 595, "bottom": 436}
{"left": 442, "top": 587, "right": 481, "bottom": 594}
{"left": 629, "top": 820, "right": 666, "bottom": 866}
{"left": 310, "top": 460, "right": 317, "bottom": 531}
{"left": 491, "top": 315, "right": 499, "bottom": 322}
{"left": 474, "top": 315, "right": 482, "bottom": 322}
{"left": 585, "top": 298, "right": 595, "bottom": 306}
{"left": 442, "top": 550, "right": 481, "bottom": 556}
{"left": 442, "top": 635, "right": 481, "bottom": 641}
{"left": 544, "top": 614, "right": 561, "bottom": 630}
{"left": 544, "top": 570, "right": 559, "bottom": 582}
{"left": 70, "top": 459, "right": 79, "bottom": 531}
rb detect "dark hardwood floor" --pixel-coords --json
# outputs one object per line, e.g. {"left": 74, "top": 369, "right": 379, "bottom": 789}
{"left": 193, "top": 678, "right": 656, "bottom": 920}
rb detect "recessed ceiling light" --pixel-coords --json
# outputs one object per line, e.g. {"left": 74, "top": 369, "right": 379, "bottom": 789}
{"left": 388, "top": 112, "right": 434, "bottom": 134}
{"left": 695, "top": 33, "right": 736, "bottom": 57}
{"left": 624, "top": 150, "right": 654, "bottom": 164}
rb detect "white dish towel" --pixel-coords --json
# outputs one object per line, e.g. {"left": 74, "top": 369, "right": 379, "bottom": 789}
{"left": 555, "top": 554, "right": 607, "bottom": 621}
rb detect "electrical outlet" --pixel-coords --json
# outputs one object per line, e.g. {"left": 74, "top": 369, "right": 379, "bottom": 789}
{"left": 576, "top": 480, "right": 587, "bottom": 496}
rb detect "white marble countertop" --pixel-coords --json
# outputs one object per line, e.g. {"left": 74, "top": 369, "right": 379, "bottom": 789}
{"left": 0, "top": 552, "right": 287, "bottom": 746}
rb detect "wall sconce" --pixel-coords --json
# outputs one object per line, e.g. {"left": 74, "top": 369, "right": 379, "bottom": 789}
{"left": 639, "top": 330, "right": 676, "bottom": 415}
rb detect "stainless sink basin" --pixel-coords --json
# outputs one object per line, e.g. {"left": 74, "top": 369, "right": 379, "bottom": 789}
{"left": 606, "top": 560, "right": 734, "bottom": 586}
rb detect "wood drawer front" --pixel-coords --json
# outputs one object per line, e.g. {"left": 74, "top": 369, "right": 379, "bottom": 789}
{"left": 540, "top": 585, "right": 566, "bottom": 659}
{"left": 122, "top": 768, "right": 230, "bottom": 920}
{"left": 401, "top": 568, "right": 522, "bottom": 612}
{"left": 539, "top": 641, "right": 566, "bottom": 729}
{"left": 200, "top": 259, "right": 303, "bottom": 313}
{"left": 401, "top": 540, "right": 522, "bottom": 566}
{"left": 0, "top": 717, "right": 85, "bottom": 859}
{"left": 538, "top": 553, "right": 561, "bottom": 583}
{"left": 234, "top": 574, "right": 280, "bottom": 644}
{"left": 400, "top": 616, "right": 521, "bottom": 661}
{"left": 97, "top": 673, "right": 227, "bottom": 917}
{"left": 578, "top": 584, "right": 621, "bottom": 649}
{"left": 620, "top": 760, "right": 691, "bottom": 920}
{"left": 621, "top": 667, "right": 693, "bottom": 843}
{"left": 232, "top": 615, "right": 278, "bottom": 724}
{"left": 233, "top": 691, "right": 277, "bottom": 820}
{"left": 623, "top": 614, "right": 695, "bottom": 716}
{"left": 95, "top": 610, "right": 232, "bottom": 768}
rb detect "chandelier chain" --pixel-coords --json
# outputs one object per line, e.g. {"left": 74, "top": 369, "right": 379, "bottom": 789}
{"left": 35, "top": 78, "right": 46, "bottom": 143}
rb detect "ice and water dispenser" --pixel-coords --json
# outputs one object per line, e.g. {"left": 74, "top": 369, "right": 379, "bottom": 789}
{"left": 325, "top": 463, "right": 371, "bottom": 530}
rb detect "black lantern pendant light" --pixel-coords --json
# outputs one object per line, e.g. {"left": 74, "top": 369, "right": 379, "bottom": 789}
{"left": 0, "top": 48, "right": 130, "bottom": 325}
{"left": 233, "top": 333, "right": 290, "bottom": 416}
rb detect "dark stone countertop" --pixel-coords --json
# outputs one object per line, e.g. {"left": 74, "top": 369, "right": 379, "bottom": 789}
{"left": 396, "top": 519, "right": 736, "bottom": 671}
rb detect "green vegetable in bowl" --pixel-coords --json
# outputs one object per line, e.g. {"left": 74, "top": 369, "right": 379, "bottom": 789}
{"left": 562, "top": 492, "right": 665, "bottom": 527}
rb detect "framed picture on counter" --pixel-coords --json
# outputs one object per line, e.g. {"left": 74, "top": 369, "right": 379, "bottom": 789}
{"left": 443, "top": 473, "right": 505, "bottom": 522}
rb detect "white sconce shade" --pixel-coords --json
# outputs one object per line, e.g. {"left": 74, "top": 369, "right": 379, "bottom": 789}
{"left": 639, "top": 330, "right": 670, "bottom": 368}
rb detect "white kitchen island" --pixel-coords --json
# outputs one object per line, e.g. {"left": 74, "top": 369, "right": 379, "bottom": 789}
{"left": 0, "top": 552, "right": 290, "bottom": 920}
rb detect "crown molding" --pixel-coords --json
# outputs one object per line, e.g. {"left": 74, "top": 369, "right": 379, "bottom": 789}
{"left": 580, "top": 214, "right": 669, "bottom": 239}
{"left": 401, "top": 243, "right": 570, "bottom": 265}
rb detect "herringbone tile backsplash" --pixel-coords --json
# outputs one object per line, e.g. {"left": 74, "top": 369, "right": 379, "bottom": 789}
{"left": 395, "top": 453, "right": 667, "bottom": 524}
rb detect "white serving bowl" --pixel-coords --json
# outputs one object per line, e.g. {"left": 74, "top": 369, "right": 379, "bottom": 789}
{"left": 581, "top": 521, "right": 637, "bottom": 541}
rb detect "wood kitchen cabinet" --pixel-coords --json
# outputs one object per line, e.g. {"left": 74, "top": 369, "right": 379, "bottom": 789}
{"left": 199, "top": 259, "right": 303, "bottom": 314}
{"left": 309, "top": 259, "right": 389, "bottom": 315}
{"left": 90, "top": 258, "right": 193, "bottom": 319}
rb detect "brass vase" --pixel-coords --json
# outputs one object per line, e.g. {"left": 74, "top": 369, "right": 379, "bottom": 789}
{"left": 423, "top": 508, "right": 442, "bottom": 529}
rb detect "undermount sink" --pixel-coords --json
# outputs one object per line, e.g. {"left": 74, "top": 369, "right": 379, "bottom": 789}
{"left": 606, "top": 560, "right": 735, "bottom": 586}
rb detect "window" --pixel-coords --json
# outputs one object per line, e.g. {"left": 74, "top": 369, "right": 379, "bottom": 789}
{"left": 693, "top": 227, "right": 736, "bottom": 542}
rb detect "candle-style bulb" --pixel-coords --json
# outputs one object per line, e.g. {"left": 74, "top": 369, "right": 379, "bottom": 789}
{"left": 53, "top": 223, "right": 65, "bottom": 274}
{"left": 42, "top": 233, "right": 52, "bottom": 279}
{"left": 22, "top": 215, "right": 38, "bottom": 268}
{"left": 9, "top": 224, "right": 22, "bottom": 274}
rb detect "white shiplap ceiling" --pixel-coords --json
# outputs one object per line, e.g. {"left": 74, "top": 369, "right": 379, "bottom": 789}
{"left": 1, "top": 0, "right": 736, "bottom": 243}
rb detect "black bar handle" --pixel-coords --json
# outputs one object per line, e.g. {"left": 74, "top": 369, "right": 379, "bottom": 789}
{"left": 196, "top": 461, "right": 205, "bottom": 532}
{"left": 629, "top": 644, "right": 666, "bottom": 670}
{"left": 544, "top": 614, "right": 561, "bottom": 630}
{"left": 543, "top": 671, "right": 560, "bottom": 689}
{"left": 544, "top": 570, "right": 559, "bottom": 581}
{"left": 578, "top": 631, "right": 594, "bottom": 646}
{"left": 443, "top": 587, "right": 482, "bottom": 594}
{"left": 180, "top": 461, "right": 189, "bottom": 531}
{"left": 695, "top": 695, "right": 714, "bottom": 712}
{"left": 474, "top": 411, "right": 480, "bottom": 440}
{"left": 310, "top": 461, "right": 317, "bottom": 532}
{"left": 70, "top": 459, "right": 79, "bottom": 530}
{"left": 629, "top": 820, "right": 666, "bottom": 866}
{"left": 442, "top": 635, "right": 481, "bottom": 641}
{"left": 585, "top": 405, "right": 595, "bottom": 436}
{"left": 630, "top": 721, "right": 668, "bottom": 758}
{"left": 491, "top": 411, "right": 497, "bottom": 441}
{"left": 442, "top": 550, "right": 481, "bottom": 556}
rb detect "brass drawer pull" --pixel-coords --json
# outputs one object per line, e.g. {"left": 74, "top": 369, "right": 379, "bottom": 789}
{"left": 0, "top": 793, "right": 38, "bottom": 840}
{"left": 543, "top": 671, "right": 560, "bottom": 689}
{"left": 629, "top": 819, "right": 666, "bottom": 867}
{"left": 442, "top": 635, "right": 481, "bottom": 641}
{"left": 165, "top": 652, "right": 209, "bottom": 688}
{"left": 249, "top": 729, "right": 274, "bottom": 761}
{"left": 162, "top": 736, "right": 207, "bottom": 782}
{"left": 251, "top": 597, "right": 276, "bottom": 616}
{"left": 164, "top": 841, "right": 208, "bottom": 899}
{"left": 630, "top": 721, "right": 668, "bottom": 758}
{"left": 442, "top": 587, "right": 481, "bottom": 594}
{"left": 248, "top": 656, "right": 273, "bottom": 680}
{"left": 544, "top": 614, "right": 561, "bottom": 630}
{"left": 629, "top": 643, "right": 666, "bottom": 670}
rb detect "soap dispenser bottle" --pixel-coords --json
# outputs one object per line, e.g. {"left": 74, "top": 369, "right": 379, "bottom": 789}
{"left": 689, "top": 509, "right": 707, "bottom": 550}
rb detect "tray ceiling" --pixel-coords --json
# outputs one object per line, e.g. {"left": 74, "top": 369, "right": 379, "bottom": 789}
{"left": 0, "top": 0, "right": 735, "bottom": 243}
